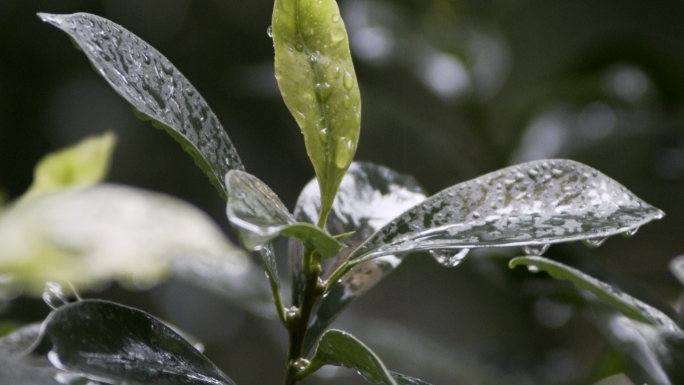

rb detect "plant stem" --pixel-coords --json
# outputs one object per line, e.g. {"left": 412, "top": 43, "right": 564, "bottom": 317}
{"left": 282, "top": 249, "right": 324, "bottom": 385}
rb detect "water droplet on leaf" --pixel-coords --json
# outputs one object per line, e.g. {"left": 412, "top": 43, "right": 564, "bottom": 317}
{"left": 343, "top": 72, "right": 354, "bottom": 90}
{"left": 43, "top": 282, "right": 78, "bottom": 310}
{"left": 267, "top": 25, "right": 273, "bottom": 38}
{"left": 527, "top": 265, "right": 540, "bottom": 273}
{"left": 294, "top": 358, "right": 310, "bottom": 371}
{"left": 622, "top": 227, "right": 639, "bottom": 237}
{"left": 523, "top": 244, "right": 550, "bottom": 255}
{"left": 583, "top": 237, "right": 607, "bottom": 248}
{"left": 429, "top": 249, "right": 470, "bottom": 267}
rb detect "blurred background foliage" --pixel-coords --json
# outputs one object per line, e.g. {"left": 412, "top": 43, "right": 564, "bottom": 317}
{"left": 1, "top": 0, "right": 684, "bottom": 384}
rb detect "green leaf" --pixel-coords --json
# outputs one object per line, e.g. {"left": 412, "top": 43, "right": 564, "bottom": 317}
{"left": 226, "top": 170, "right": 344, "bottom": 257}
{"left": 0, "top": 184, "right": 251, "bottom": 295}
{"left": 19, "top": 132, "right": 116, "bottom": 203}
{"left": 43, "top": 300, "right": 236, "bottom": 385}
{"left": 39, "top": 13, "right": 244, "bottom": 199}
{"left": 301, "top": 329, "right": 397, "bottom": 384}
{"left": 348, "top": 159, "right": 664, "bottom": 264}
{"left": 669, "top": 254, "right": 684, "bottom": 288}
{"left": 390, "top": 372, "right": 432, "bottom": 385}
{"left": 272, "top": 0, "right": 361, "bottom": 223}
{"left": 289, "top": 162, "right": 427, "bottom": 353}
{"left": 509, "top": 256, "right": 680, "bottom": 331}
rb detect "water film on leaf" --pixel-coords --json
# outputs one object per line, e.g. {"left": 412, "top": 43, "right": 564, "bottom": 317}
{"left": 348, "top": 159, "right": 664, "bottom": 264}
{"left": 272, "top": 0, "right": 362, "bottom": 224}
{"left": 43, "top": 300, "right": 236, "bottom": 385}
{"left": 225, "top": 170, "right": 344, "bottom": 257}
{"left": 39, "top": 13, "right": 244, "bottom": 198}
{"left": 288, "top": 162, "right": 426, "bottom": 352}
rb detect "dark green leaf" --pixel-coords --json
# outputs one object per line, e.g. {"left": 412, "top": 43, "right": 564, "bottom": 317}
{"left": 39, "top": 13, "right": 243, "bottom": 198}
{"left": 303, "top": 329, "right": 396, "bottom": 384}
{"left": 226, "top": 170, "right": 344, "bottom": 256}
{"left": 288, "top": 162, "right": 426, "bottom": 352}
{"left": 272, "top": 0, "right": 361, "bottom": 222}
{"left": 44, "top": 300, "right": 236, "bottom": 385}
{"left": 349, "top": 159, "right": 664, "bottom": 264}
{"left": 509, "top": 256, "right": 680, "bottom": 331}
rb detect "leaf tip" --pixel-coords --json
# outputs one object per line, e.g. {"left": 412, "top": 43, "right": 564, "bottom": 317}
{"left": 37, "top": 13, "right": 64, "bottom": 26}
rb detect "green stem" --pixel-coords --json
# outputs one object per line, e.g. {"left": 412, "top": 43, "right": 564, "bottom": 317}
{"left": 282, "top": 248, "right": 325, "bottom": 385}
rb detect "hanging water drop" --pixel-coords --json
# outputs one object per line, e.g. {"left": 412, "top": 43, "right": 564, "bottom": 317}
{"left": 527, "top": 265, "right": 540, "bottom": 273}
{"left": 622, "top": 227, "right": 639, "bottom": 237}
{"left": 267, "top": 25, "right": 273, "bottom": 38}
{"left": 523, "top": 244, "right": 550, "bottom": 256}
{"left": 429, "top": 249, "right": 470, "bottom": 268}
{"left": 287, "top": 306, "right": 299, "bottom": 318}
{"left": 583, "top": 237, "right": 607, "bottom": 248}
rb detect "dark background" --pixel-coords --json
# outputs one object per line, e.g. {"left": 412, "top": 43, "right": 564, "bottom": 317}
{"left": 2, "top": 0, "right": 684, "bottom": 384}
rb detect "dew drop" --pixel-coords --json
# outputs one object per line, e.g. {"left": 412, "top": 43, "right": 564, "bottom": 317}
{"left": 343, "top": 71, "right": 354, "bottom": 90}
{"left": 294, "top": 358, "right": 310, "bottom": 371}
{"left": 343, "top": 95, "right": 351, "bottom": 108}
{"left": 160, "top": 60, "right": 174, "bottom": 75}
{"left": 267, "top": 25, "right": 273, "bottom": 38}
{"left": 334, "top": 137, "right": 355, "bottom": 168}
{"left": 621, "top": 227, "right": 639, "bottom": 237}
{"left": 523, "top": 244, "right": 550, "bottom": 255}
{"left": 287, "top": 306, "right": 298, "bottom": 318}
{"left": 330, "top": 27, "right": 345, "bottom": 43}
{"left": 527, "top": 265, "right": 540, "bottom": 273}
{"left": 583, "top": 237, "right": 607, "bottom": 248}
{"left": 319, "top": 128, "right": 329, "bottom": 144}
{"left": 332, "top": 14, "right": 340, "bottom": 22}
{"left": 429, "top": 249, "right": 470, "bottom": 268}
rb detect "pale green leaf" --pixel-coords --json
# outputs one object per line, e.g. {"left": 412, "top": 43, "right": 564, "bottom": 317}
{"left": 301, "top": 329, "right": 397, "bottom": 384}
{"left": 272, "top": 0, "right": 361, "bottom": 223}
{"left": 39, "top": 13, "right": 244, "bottom": 198}
{"left": 226, "top": 170, "right": 344, "bottom": 257}
{"left": 19, "top": 132, "right": 116, "bottom": 203}
{"left": 0, "top": 184, "right": 251, "bottom": 295}
{"left": 509, "top": 256, "right": 680, "bottom": 332}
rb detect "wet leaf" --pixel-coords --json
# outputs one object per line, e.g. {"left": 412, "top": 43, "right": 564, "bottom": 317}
{"left": 597, "top": 313, "right": 684, "bottom": 385}
{"left": 509, "top": 256, "right": 680, "bottom": 331}
{"left": 0, "top": 323, "right": 42, "bottom": 356}
{"left": 19, "top": 132, "right": 116, "bottom": 203}
{"left": 272, "top": 0, "right": 361, "bottom": 222}
{"left": 304, "top": 329, "right": 396, "bottom": 384}
{"left": 39, "top": 13, "right": 244, "bottom": 198}
{"left": 288, "top": 162, "right": 426, "bottom": 352}
{"left": 0, "top": 184, "right": 250, "bottom": 294}
{"left": 43, "top": 300, "right": 236, "bottom": 385}
{"left": 669, "top": 255, "right": 684, "bottom": 288}
{"left": 226, "top": 170, "right": 344, "bottom": 256}
{"left": 349, "top": 159, "right": 664, "bottom": 264}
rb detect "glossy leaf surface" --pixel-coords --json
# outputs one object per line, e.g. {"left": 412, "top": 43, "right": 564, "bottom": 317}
{"left": 0, "top": 323, "right": 41, "bottom": 356}
{"left": 349, "top": 159, "right": 664, "bottom": 263}
{"left": 598, "top": 313, "right": 684, "bottom": 385}
{"left": 39, "top": 13, "right": 243, "bottom": 197}
{"left": 289, "top": 162, "right": 426, "bottom": 352}
{"left": 272, "top": 0, "right": 361, "bottom": 221}
{"left": 44, "top": 300, "right": 236, "bottom": 385}
{"left": 19, "top": 132, "right": 116, "bottom": 203}
{"left": 225, "top": 170, "right": 343, "bottom": 256}
{"left": 510, "top": 256, "right": 680, "bottom": 331}
{"left": 0, "top": 184, "right": 250, "bottom": 294}
{"left": 304, "top": 329, "right": 396, "bottom": 385}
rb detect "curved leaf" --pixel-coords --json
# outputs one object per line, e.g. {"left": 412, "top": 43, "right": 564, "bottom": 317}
{"left": 19, "top": 132, "right": 116, "bottom": 203}
{"left": 43, "top": 300, "right": 236, "bottom": 385}
{"left": 349, "top": 159, "right": 664, "bottom": 264}
{"left": 272, "top": 0, "right": 361, "bottom": 222}
{"left": 509, "top": 256, "right": 680, "bottom": 332}
{"left": 597, "top": 313, "right": 684, "bottom": 385}
{"left": 391, "top": 372, "right": 432, "bottom": 385}
{"left": 0, "top": 323, "right": 42, "bottom": 356}
{"left": 0, "top": 184, "right": 251, "bottom": 294}
{"left": 39, "top": 13, "right": 244, "bottom": 198}
{"left": 302, "top": 329, "right": 396, "bottom": 385}
{"left": 225, "top": 170, "right": 343, "bottom": 256}
{"left": 288, "top": 162, "right": 426, "bottom": 352}
{"left": 669, "top": 254, "right": 684, "bottom": 288}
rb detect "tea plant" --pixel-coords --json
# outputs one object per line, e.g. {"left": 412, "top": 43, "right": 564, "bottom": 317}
{"left": 0, "top": 1, "right": 683, "bottom": 384}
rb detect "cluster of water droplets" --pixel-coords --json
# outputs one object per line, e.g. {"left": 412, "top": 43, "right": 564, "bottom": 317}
{"left": 43, "top": 281, "right": 79, "bottom": 310}
{"left": 351, "top": 159, "right": 663, "bottom": 263}
{"left": 41, "top": 13, "right": 244, "bottom": 195}
{"left": 429, "top": 249, "right": 469, "bottom": 267}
